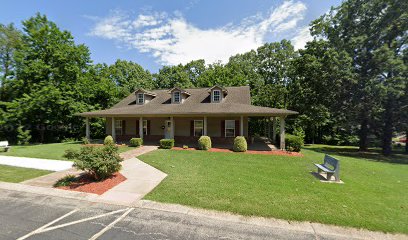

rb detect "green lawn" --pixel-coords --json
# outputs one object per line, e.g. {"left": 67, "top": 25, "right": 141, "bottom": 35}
{"left": 138, "top": 145, "right": 408, "bottom": 234}
{"left": 0, "top": 142, "right": 135, "bottom": 160}
{"left": 0, "top": 164, "right": 52, "bottom": 183}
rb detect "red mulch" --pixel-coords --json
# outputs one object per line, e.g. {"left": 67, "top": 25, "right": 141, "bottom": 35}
{"left": 56, "top": 172, "right": 126, "bottom": 195}
{"left": 172, "top": 147, "right": 303, "bottom": 157}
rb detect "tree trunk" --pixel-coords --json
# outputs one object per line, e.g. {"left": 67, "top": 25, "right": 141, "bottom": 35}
{"left": 382, "top": 96, "right": 395, "bottom": 156}
{"left": 359, "top": 111, "right": 369, "bottom": 151}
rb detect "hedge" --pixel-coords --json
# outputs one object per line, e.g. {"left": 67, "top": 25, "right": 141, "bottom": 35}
{"left": 160, "top": 139, "right": 174, "bottom": 149}
{"left": 285, "top": 134, "right": 303, "bottom": 152}
{"left": 198, "top": 136, "right": 211, "bottom": 150}
{"left": 129, "top": 138, "right": 143, "bottom": 147}
{"left": 233, "top": 136, "right": 247, "bottom": 152}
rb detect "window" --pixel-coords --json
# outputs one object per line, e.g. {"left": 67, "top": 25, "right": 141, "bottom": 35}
{"left": 173, "top": 91, "right": 181, "bottom": 103}
{"left": 115, "top": 120, "right": 123, "bottom": 135}
{"left": 225, "top": 120, "right": 235, "bottom": 137}
{"left": 213, "top": 90, "right": 221, "bottom": 102}
{"left": 194, "top": 120, "right": 204, "bottom": 137}
{"left": 137, "top": 93, "right": 144, "bottom": 104}
{"left": 143, "top": 120, "right": 148, "bottom": 135}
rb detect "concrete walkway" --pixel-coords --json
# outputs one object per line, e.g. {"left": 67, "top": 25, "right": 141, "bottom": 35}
{"left": 98, "top": 156, "right": 167, "bottom": 204}
{"left": 0, "top": 155, "right": 73, "bottom": 171}
{"left": 23, "top": 145, "right": 165, "bottom": 203}
{"left": 119, "top": 145, "right": 158, "bottom": 159}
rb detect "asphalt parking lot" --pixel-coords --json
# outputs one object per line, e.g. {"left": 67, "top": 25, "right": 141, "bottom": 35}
{"left": 0, "top": 189, "right": 399, "bottom": 240}
{"left": 0, "top": 189, "right": 321, "bottom": 240}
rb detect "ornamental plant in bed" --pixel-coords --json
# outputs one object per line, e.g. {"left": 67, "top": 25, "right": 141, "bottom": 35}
{"left": 64, "top": 145, "right": 123, "bottom": 181}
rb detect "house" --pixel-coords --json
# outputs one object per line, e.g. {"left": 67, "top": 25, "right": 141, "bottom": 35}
{"left": 78, "top": 86, "right": 298, "bottom": 149}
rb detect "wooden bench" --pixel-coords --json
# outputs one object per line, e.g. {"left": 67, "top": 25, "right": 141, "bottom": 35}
{"left": 0, "top": 141, "right": 10, "bottom": 152}
{"left": 314, "top": 154, "right": 340, "bottom": 182}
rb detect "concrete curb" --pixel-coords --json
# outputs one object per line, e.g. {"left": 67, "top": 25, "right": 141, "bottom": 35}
{"left": 134, "top": 200, "right": 407, "bottom": 240}
{"left": 0, "top": 181, "right": 406, "bottom": 240}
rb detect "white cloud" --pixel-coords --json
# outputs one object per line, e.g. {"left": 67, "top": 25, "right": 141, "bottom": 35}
{"left": 89, "top": 1, "right": 308, "bottom": 65}
{"left": 291, "top": 26, "right": 313, "bottom": 50}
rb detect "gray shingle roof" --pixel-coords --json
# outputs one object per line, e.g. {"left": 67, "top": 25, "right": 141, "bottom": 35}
{"left": 78, "top": 86, "right": 298, "bottom": 117}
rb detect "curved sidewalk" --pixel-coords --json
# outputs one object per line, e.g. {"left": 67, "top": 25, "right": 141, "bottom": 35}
{"left": 0, "top": 155, "right": 73, "bottom": 171}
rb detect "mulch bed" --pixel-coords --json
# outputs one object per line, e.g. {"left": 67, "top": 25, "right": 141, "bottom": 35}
{"left": 56, "top": 172, "right": 126, "bottom": 195}
{"left": 172, "top": 147, "right": 303, "bottom": 157}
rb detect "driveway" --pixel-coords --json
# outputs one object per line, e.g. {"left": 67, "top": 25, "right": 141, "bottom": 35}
{"left": 0, "top": 189, "right": 403, "bottom": 240}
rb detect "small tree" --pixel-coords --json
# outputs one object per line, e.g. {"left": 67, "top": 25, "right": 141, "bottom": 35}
{"left": 16, "top": 126, "right": 31, "bottom": 145}
{"left": 64, "top": 145, "right": 123, "bottom": 180}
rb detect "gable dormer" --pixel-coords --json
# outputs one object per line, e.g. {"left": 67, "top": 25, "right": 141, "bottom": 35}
{"left": 208, "top": 85, "right": 228, "bottom": 103}
{"left": 168, "top": 87, "right": 191, "bottom": 104}
{"left": 134, "top": 89, "right": 156, "bottom": 105}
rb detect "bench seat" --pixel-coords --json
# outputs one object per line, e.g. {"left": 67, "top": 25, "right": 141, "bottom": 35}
{"left": 314, "top": 163, "right": 335, "bottom": 173}
{"left": 314, "top": 154, "right": 340, "bottom": 181}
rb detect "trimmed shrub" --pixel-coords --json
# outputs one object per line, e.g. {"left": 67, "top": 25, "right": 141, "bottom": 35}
{"left": 285, "top": 134, "right": 303, "bottom": 152}
{"left": 129, "top": 138, "right": 143, "bottom": 147}
{"left": 64, "top": 145, "right": 123, "bottom": 181}
{"left": 233, "top": 136, "right": 247, "bottom": 152}
{"left": 160, "top": 139, "right": 174, "bottom": 149}
{"left": 183, "top": 145, "right": 189, "bottom": 149}
{"left": 198, "top": 136, "right": 211, "bottom": 150}
{"left": 82, "top": 137, "right": 90, "bottom": 145}
{"left": 104, "top": 135, "right": 114, "bottom": 145}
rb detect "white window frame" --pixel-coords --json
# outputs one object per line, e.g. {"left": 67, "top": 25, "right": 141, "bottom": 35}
{"left": 137, "top": 93, "right": 144, "bottom": 104}
{"left": 173, "top": 91, "right": 181, "bottom": 103}
{"left": 194, "top": 120, "right": 204, "bottom": 137}
{"left": 212, "top": 90, "right": 221, "bottom": 102}
{"left": 225, "top": 120, "right": 235, "bottom": 137}
{"left": 143, "top": 120, "right": 148, "bottom": 135}
{"left": 115, "top": 120, "right": 123, "bottom": 135}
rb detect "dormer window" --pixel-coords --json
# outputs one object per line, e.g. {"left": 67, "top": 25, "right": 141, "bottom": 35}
{"left": 208, "top": 85, "right": 227, "bottom": 103}
{"left": 168, "top": 87, "right": 190, "bottom": 104}
{"left": 173, "top": 91, "right": 181, "bottom": 103}
{"left": 137, "top": 93, "right": 144, "bottom": 104}
{"left": 213, "top": 90, "right": 221, "bottom": 102}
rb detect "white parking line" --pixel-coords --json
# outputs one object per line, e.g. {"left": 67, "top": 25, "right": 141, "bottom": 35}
{"left": 38, "top": 208, "right": 131, "bottom": 233}
{"left": 89, "top": 208, "right": 134, "bottom": 240}
{"left": 16, "top": 207, "right": 132, "bottom": 239}
{"left": 17, "top": 208, "right": 79, "bottom": 240}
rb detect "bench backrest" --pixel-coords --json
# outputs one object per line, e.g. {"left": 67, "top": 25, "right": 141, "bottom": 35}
{"left": 0, "top": 141, "right": 9, "bottom": 147}
{"left": 323, "top": 154, "right": 339, "bottom": 170}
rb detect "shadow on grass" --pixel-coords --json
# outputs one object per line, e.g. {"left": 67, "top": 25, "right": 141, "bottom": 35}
{"left": 305, "top": 145, "right": 408, "bottom": 164}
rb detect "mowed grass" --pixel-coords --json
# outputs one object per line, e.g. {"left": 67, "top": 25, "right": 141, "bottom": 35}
{"left": 0, "top": 164, "right": 52, "bottom": 183}
{"left": 138, "top": 145, "right": 408, "bottom": 234}
{"left": 0, "top": 142, "right": 134, "bottom": 160}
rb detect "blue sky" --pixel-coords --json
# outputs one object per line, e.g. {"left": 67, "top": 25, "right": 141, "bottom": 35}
{"left": 1, "top": 0, "right": 342, "bottom": 72}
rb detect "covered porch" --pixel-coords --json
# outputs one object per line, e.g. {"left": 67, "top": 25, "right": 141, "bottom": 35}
{"left": 84, "top": 114, "right": 288, "bottom": 150}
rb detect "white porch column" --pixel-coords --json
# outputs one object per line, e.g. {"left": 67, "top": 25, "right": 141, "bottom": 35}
{"left": 111, "top": 117, "right": 116, "bottom": 141}
{"left": 203, "top": 116, "right": 208, "bottom": 136}
{"left": 139, "top": 117, "right": 143, "bottom": 139}
{"left": 240, "top": 116, "right": 244, "bottom": 136}
{"left": 272, "top": 117, "right": 277, "bottom": 144}
{"left": 280, "top": 116, "right": 286, "bottom": 150}
{"left": 170, "top": 116, "right": 174, "bottom": 139}
{"left": 85, "top": 117, "right": 90, "bottom": 140}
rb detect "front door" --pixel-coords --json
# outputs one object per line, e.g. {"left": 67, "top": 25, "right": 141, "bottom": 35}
{"left": 164, "top": 120, "right": 172, "bottom": 139}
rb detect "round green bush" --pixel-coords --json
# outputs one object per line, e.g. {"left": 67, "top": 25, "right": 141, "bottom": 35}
{"left": 198, "top": 136, "right": 211, "bottom": 150}
{"left": 104, "top": 135, "right": 114, "bottom": 145}
{"left": 129, "top": 138, "right": 143, "bottom": 147}
{"left": 160, "top": 139, "right": 174, "bottom": 149}
{"left": 233, "top": 136, "right": 247, "bottom": 152}
{"left": 285, "top": 134, "right": 303, "bottom": 152}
